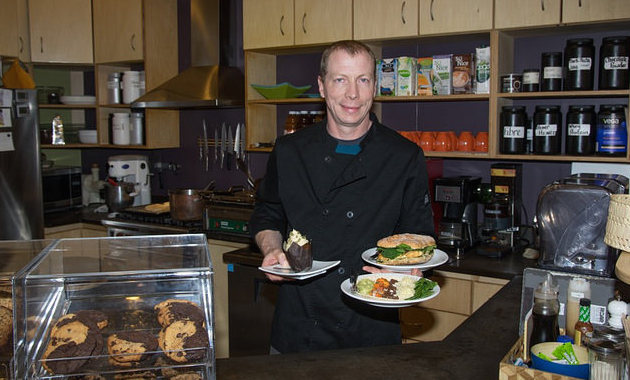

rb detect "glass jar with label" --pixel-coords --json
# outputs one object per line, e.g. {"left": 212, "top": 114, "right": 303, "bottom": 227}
{"left": 564, "top": 38, "right": 595, "bottom": 91}
{"left": 112, "top": 113, "right": 130, "bottom": 145}
{"left": 107, "top": 72, "right": 122, "bottom": 104}
{"left": 534, "top": 105, "right": 562, "bottom": 154}
{"left": 566, "top": 105, "right": 596, "bottom": 155}
{"left": 541, "top": 52, "right": 563, "bottom": 91}
{"left": 597, "top": 104, "right": 627, "bottom": 156}
{"left": 129, "top": 112, "right": 144, "bottom": 145}
{"left": 599, "top": 36, "right": 630, "bottom": 90}
{"left": 522, "top": 69, "right": 540, "bottom": 92}
{"left": 500, "top": 106, "right": 527, "bottom": 154}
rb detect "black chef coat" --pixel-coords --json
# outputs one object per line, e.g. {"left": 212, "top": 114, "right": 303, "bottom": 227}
{"left": 250, "top": 114, "right": 434, "bottom": 353}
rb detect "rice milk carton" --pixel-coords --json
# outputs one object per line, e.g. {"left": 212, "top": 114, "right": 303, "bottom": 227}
{"left": 417, "top": 57, "right": 433, "bottom": 96}
{"left": 396, "top": 57, "right": 416, "bottom": 96}
{"left": 378, "top": 58, "right": 397, "bottom": 96}
{"left": 475, "top": 46, "right": 490, "bottom": 94}
{"left": 432, "top": 54, "right": 452, "bottom": 95}
{"left": 452, "top": 53, "right": 474, "bottom": 94}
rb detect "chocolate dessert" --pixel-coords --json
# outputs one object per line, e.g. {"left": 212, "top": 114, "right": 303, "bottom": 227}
{"left": 283, "top": 229, "right": 313, "bottom": 272}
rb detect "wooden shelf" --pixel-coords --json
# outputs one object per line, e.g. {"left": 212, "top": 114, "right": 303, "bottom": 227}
{"left": 248, "top": 97, "right": 324, "bottom": 105}
{"left": 39, "top": 104, "right": 97, "bottom": 109}
{"left": 41, "top": 143, "right": 151, "bottom": 150}
{"left": 376, "top": 94, "right": 490, "bottom": 102}
{"left": 494, "top": 153, "right": 629, "bottom": 162}
{"left": 497, "top": 89, "right": 630, "bottom": 99}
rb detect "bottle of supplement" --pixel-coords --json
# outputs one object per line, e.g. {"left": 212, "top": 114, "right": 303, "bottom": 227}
{"left": 574, "top": 298, "right": 594, "bottom": 347}
{"left": 284, "top": 111, "right": 300, "bottom": 135}
{"left": 564, "top": 38, "right": 595, "bottom": 91}
{"left": 499, "top": 106, "right": 527, "bottom": 154}
{"left": 599, "top": 36, "right": 630, "bottom": 90}
{"left": 534, "top": 105, "right": 562, "bottom": 154}
{"left": 566, "top": 105, "right": 596, "bottom": 155}
{"left": 541, "top": 52, "right": 563, "bottom": 91}
{"left": 522, "top": 69, "right": 540, "bottom": 92}
{"left": 530, "top": 273, "right": 560, "bottom": 347}
{"left": 566, "top": 277, "right": 591, "bottom": 339}
{"left": 112, "top": 113, "right": 130, "bottom": 145}
{"left": 596, "top": 104, "right": 627, "bottom": 156}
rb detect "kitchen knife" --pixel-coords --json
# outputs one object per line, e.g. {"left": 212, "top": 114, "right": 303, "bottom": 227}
{"left": 202, "top": 119, "right": 209, "bottom": 171}
{"left": 220, "top": 122, "right": 226, "bottom": 169}
{"left": 239, "top": 122, "right": 246, "bottom": 160}
{"left": 214, "top": 127, "right": 219, "bottom": 164}
{"left": 227, "top": 124, "right": 234, "bottom": 170}
{"left": 234, "top": 123, "right": 241, "bottom": 160}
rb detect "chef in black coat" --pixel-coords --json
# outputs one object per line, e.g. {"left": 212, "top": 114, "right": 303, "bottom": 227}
{"left": 250, "top": 40, "right": 434, "bottom": 353}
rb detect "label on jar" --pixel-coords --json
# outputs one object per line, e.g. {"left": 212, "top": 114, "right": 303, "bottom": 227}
{"left": 535, "top": 124, "right": 558, "bottom": 136}
{"left": 568, "top": 57, "right": 592, "bottom": 71}
{"left": 107, "top": 80, "right": 120, "bottom": 89}
{"left": 523, "top": 71, "right": 539, "bottom": 84}
{"left": 604, "top": 56, "right": 629, "bottom": 70}
{"left": 568, "top": 123, "right": 591, "bottom": 136}
{"left": 543, "top": 66, "right": 563, "bottom": 79}
{"left": 503, "top": 126, "right": 525, "bottom": 138}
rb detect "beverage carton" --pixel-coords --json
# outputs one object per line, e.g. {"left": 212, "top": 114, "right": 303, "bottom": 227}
{"left": 378, "top": 58, "right": 397, "bottom": 96}
{"left": 396, "top": 57, "right": 417, "bottom": 96}
{"left": 417, "top": 57, "right": 433, "bottom": 96}
{"left": 452, "top": 53, "right": 474, "bottom": 94}
{"left": 475, "top": 46, "right": 490, "bottom": 94}
{"left": 432, "top": 54, "right": 452, "bottom": 95}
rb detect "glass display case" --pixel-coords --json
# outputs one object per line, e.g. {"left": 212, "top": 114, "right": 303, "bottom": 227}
{"left": 12, "top": 234, "right": 215, "bottom": 379}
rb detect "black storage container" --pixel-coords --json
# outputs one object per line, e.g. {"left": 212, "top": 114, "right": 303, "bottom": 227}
{"left": 500, "top": 106, "right": 527, "bottom": 154}
{"left": 541, "top": 52, "right": 563, "bottom": 91}
{"left": 564, "top": 38, "right": 595, "bottom": 91}
{"left": 597, "top": 104, "right": 628, "bottom": 156}
{"left": 534, "top": 105, "right": 562, "bottom": 154}
{"left": 599, "top": 36, "right": 630, "bottom": 90}
{"left": 565, "top": 105, "right": 596, "bottom": 155}
{"left": 522, "top": 69, "right": 540, "bottom": 92}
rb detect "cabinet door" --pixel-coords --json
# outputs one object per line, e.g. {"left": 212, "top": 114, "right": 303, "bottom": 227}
{"left": 295, "top": 0, "right": 352, "bottom": 46}
{"left": 28, "top": 0, "right": 93, "bottom": 63}
{"left": 354, "top": 0, "right": 419, "bottom": 40}
{"left": 0, "top": 0, "right": 18, "bottom": 57}
{"left": 93, "top": 0, "right": 143, "bottom": 63}
{"left": 562, "top": 0, "right": 630, "bottom": 24}
{"left": 495, "top": 0, "right": 561, "bottom": 29}
{"left": 243, "top": 0, "right": 294, "bottom": 50}
{"left": 400, "top": 307, "right": 467, "bottom": 342}
{"left": 419, "top": 0, "right": 493, "bottom": 35}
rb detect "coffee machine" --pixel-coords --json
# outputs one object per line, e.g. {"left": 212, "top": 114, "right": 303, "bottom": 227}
{"left": 480, "top": 163, "right": 523, "bottom": 248}
{"left": 433, "top": 176, "right": 481, "bottom": 250}
{"left": 107, "top": 155, "right": 151, "bottom": 206}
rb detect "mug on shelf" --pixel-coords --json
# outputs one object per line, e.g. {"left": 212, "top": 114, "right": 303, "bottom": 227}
{"left": 419, "top": 131, "right": 435, "bottom": 151}
{"left": 458, "top": 131, "right": 474, "bottom": 152}
{"left": 474, "top": 132, "right": 489, "bottom": 152}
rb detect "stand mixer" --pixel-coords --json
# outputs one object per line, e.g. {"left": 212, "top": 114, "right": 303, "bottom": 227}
{"left": 107, "top": 155, "right": 151, "bottom": 207}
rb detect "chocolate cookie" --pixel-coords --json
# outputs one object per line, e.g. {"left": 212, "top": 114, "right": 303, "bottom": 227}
{"left": 155, "top": 356, "right": 202, "bottom": 379}
{"left": 75, "top": 310, "right": 108, "bottom": 330}
{"left": 154, "top": 300, "right": 204, "bottom": 328}
{"left": 107, "top": 331, "right": 158, "bottom": 367}
{"left": 113, "top": 370, "right": 157, "bottom": 379}
{"left": 42, "top": 314, "right": 103, "bottom": 374}
{"left": 117, "top": 310, "right": 157, "bottom": 330}
{"left": 158, "top": 320, "right": 208, "bottom": 363}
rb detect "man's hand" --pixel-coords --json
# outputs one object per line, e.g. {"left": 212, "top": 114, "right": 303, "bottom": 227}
{"left": 261, "top": 248, "right": 294, "bottom": 282}
{"left": 256, "top": 229, "right": 294, "bottom": 282}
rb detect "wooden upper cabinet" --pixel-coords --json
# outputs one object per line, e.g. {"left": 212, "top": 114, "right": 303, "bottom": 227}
{"left": 419, "top": 0, "right": 493, "bottom": 35}
{"left": 495, "top": 0, "right": 561, "bottom": 29}
{"left": 354, "top": 0, "right": 419, "bottom": 40}
{"left": 243, "top": 0, "right": 294, "bottom": 50}
{"left": 28, "top": 0, "right": 93, "bottom": 63}
{"left": 0, "top": 0, "right": 19, "bottom": 58}
{"left": 93, "top": 0, "right": 144, "bottom": 63}
{"left": 562, "top": 0, "right": 630, "bottom": 24}
{"left": 294, "top": 0, "right": 352, "bottom": 46}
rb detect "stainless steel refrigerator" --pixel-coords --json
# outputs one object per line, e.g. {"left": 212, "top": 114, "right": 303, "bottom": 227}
{"left": 0, "top": 89, "right": 44, "bottom": 240}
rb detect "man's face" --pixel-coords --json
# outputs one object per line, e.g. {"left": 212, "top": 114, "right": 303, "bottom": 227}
{"left": 318, "top": 49, "right": 376, "bottom": 133}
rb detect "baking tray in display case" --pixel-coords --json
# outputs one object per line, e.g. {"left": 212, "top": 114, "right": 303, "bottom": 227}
{"left": 0, "top": 240, "right": 54, "bottom": 380}
{"left": 12, "top": 234, "right": 215, "bottom": 379}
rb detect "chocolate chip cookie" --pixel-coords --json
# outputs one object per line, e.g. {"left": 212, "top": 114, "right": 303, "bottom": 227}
{"left": 154, "top": 300, "right": 204, "bottom": 328}
{"left": 75, "top": 310, "right": 108, "bottom": 330}
{"left": 0, "top": 306, "right": 12, "bottom": 352}
{"left": 107, "top": 331, "right": 158, "bottom": 367}
{"left": 158, "top": 320, "right": 209, "bottom": 363}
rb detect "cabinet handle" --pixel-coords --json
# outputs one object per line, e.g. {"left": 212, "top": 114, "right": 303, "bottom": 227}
{"left": 40, "top": 37, "right": 43, "bottom": 54}
{"left": 578, "top": 0, "right": 582, "bottom": 7}
{"left": 302, "top": 12, "right": 307, "bottom": 34}
{"left": 401, "top": 1, "right": 406, "bottom": 24}
{"left": 541, "top": 0, "right": 545, "bottom": 11}
{"left": 130, "top": 33, "right": 136, "bottom": 51}
{"left": 18, "top": 37, "right": 23, "bottom": 53}
{"left": 280, "top": 15, "right": 285, "bottom": 36}
{"left": 430, "top": 0, "right": 435, "bottom": 21}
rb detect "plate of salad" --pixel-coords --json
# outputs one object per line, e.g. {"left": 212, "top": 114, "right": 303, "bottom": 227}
{"left": 340, "top": 273, "right": 440, "bottom": 308}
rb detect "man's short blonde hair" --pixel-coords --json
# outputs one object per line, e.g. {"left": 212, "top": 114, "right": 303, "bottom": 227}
{"left": 319, "top": 40, "right": 376, "bottom": 80}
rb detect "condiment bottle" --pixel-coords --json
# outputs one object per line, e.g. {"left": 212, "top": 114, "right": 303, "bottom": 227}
{"left": 574, "top": 298, "right": 594, "bottom": 346}
{"left": 566, "top": 277, "right": 591, "bottom": 339}
{"left": 529, "top": 273, "right": 560, "bottom": 347}
{"left": 298, "top": 110, "right": 311, "bottom": 130}
{"left": 284, "top": 111, "right": 299, "bottom": 135}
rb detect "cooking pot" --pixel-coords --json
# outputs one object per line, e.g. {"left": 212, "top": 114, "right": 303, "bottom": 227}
{"left": 105, "top": 182, "right": 136, "bottom": 212}
{"left": 169, "top": 189, "right": 209, "bottom": 221}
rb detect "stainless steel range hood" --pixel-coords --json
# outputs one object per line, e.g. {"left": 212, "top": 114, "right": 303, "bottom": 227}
{"left": 132, "top": 0, "right": 243, "bottom": 109}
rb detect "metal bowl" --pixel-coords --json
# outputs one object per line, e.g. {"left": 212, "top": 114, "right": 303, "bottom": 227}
{"left": 106, "top": 182, "right": 136, "bottom": 212}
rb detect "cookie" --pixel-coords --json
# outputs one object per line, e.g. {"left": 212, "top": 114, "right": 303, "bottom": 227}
{"left": 155, "top": 356, "right": 202, "bottom": 379}
{"left": 170, "top": 374, "right": 202, "bottom": 380}
{"left": 0, "top": 306, "right": 12, "bottom": 350}
{"left": 154, "top": 300, "right": 204, "bottom": 328}
{"left": 107, "top": 331, "right": 158, "bottom": 367}
{"left": 117, "top": 310, "right": 157, "bottom": 330}
{"left": 158, "top": 320, "right": 208, "bottom": 363}
{"left": 75, "top": 310, "right": 108, "bottom": 330}
{"left": 113, "top": 370, "right": 157, "bottom": 379}
{"left": 42, "top": 314, "right": 102, "bottom": 374}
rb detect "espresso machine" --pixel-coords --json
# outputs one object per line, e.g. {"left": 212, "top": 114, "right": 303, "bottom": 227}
{"left": 433, "top": 176, "right": 481, "bottom": 250}
{"left": 107, "top": 155, "right": 151, "bottom": 206}
{"left": 481, "top": 163, "right": 523, "bottom": 247}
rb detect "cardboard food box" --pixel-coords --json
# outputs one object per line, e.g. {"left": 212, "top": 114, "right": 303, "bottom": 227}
{"left": 417, "top": 57, "right": 433, "bottom": 96}
{"left": 452, "top": 53, "right": 474, "bottom": 94}
{"left": 396, "top": 57, "right": 416, "bottom": 96}
{"left": 431, "top": 54, "right": 452, "bottom": 95}
{"left": 378, "top": 58, "right": 397, "bottom": 96}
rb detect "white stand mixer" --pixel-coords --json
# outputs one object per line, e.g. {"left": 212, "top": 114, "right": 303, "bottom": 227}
{"left": 107, "top": 155, "right": 151, "bottom": 206}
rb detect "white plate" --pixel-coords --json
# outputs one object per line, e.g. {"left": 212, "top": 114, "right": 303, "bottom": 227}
{"left": 340, "top": 273, "right": 440, "bottom": 308}
{"left": 259, "top": 260, "right": 340, "bottom": 280}
{"left": 60, "top": 95, "right": 96, "bottom": 105}
{"left": 361, "top": 247, "right": 449, "bottom": 271}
